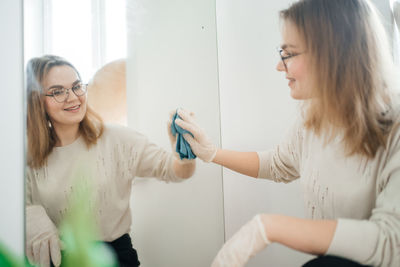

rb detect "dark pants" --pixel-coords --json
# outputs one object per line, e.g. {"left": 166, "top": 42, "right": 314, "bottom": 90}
{"left": 303, "top": 255, "right": 372, "bottom": 267}
{"left": 53, "top": 234, "right": 140, "bottom": 267}
{"left": 105, "top": 234, "right": 140, "bottom": 267}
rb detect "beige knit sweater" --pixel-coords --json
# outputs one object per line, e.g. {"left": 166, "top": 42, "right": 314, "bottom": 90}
{"left": 257, "top": 118, "right": 400, "bottom": 266}
{"left": 26, "top": 124, "right": 182, "bottom": 242}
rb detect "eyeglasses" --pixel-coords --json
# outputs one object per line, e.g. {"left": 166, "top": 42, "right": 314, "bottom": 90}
{"left": 45, "top": 83, "right": 88, "bottom": 103}
{"left": 277, "top": 48, "right": 302, "bottom": 71}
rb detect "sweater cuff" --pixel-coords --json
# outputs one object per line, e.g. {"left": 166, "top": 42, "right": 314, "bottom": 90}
{"left": 256, "top": 151, "right": 273, "bottom": 178}
{"left": 167, "top": 155, "right": 187, "bottom": 183}
{"left": 326, "top": 218, "right": 379, "bottom": 263}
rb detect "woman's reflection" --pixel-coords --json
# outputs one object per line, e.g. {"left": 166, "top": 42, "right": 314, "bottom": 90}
{"left": 25, "top": 55, "right": 196, "bottom": 267}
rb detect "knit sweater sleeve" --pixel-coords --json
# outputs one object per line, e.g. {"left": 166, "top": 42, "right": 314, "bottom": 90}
{"left": 326, "top": 125, "right": 400, "bottom": 267}
{"left": 256, "top": 120, "right": 303, "bottom": 183}
{"left": 112, "top": 125, "right": 183, "bottom": 183}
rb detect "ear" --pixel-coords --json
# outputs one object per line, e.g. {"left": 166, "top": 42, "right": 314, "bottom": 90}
{"left": 43, "top": 111, "right": 53, "bottom": 128}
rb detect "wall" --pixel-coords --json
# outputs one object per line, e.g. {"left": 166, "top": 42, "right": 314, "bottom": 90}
{"left": 0, "top": 0, "right": 24, "bottom": 257}
{"left": 126, "top": 0, "right": 224, "bottom": 266}
{"left": 216, "top": 0, "right": 312, "bottom": 266}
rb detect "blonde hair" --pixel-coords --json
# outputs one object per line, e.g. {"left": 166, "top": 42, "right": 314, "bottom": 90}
{"left": 26, "top": 55, "right": 104, "bottom": 168}
{"left": 280, "top": 0, "right": 398, "bottom": 158}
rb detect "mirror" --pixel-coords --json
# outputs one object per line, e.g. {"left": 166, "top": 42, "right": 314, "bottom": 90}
{"left": 23, "top": 0, "right": 224, "bottom": 266}
{"left": 126, "top": 0, "right": 224, "bottom": 266}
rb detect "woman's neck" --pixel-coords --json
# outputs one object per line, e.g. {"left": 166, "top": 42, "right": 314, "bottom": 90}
{"left": 53, "top": 123, "right": 81, "bottom": 147}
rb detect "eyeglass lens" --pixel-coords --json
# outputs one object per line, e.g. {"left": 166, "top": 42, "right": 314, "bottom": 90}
{"left": 278, "top": 49, "right": 288, "bottom": 71}
{"left": 51, "top": 84, "right": 87, "bottom": 102}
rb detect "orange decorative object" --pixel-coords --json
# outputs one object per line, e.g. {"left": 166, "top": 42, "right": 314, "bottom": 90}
{"left": 88, "top": 59, "right": 127, "bottom": 125}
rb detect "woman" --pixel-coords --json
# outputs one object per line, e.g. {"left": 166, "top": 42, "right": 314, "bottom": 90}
{"left": 25, "top": 55, "right": 196, "bottom": 267}
{"left": 175, "top": 0, "right": 400, "bottom": 266}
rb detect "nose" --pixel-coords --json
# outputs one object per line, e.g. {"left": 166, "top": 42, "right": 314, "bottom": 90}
{"left": 65, "top": 88, "right": 80, "bottom": 102}
{"left": 276, "top": 60, "right": 286, "bottom": 72}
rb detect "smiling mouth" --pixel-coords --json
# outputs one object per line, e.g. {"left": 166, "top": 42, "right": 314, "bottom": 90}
{"left": 287, "top": 78, "right": 296, "bottom": 85}
{"left": 64, "top": 105, "right": 80, "bottom": 111}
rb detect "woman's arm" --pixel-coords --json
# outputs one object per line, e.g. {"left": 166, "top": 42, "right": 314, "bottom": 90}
{"left": 26, "top": 205, "right": 61, "bottom": 266}
{"left": 174, "top": 110, "right": 260, "bottom": 177}
{"left": 263, "top": 214, "right": 337, "bottom": 255}
{"left": 212, "top": 213, "right": 337, "bottom": 266}
{"left": 175, "top": 109, "right": 301, "bottom": 181}
{"left": 212, "top": 149, "right": 259, "bottom": 178}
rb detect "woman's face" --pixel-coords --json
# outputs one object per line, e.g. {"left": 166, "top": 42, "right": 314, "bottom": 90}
{"left": 42, "top": 65, "right": 87, "bottom": 129}
{"left": 276, "top": 21, "right": 313, "bottom": 100}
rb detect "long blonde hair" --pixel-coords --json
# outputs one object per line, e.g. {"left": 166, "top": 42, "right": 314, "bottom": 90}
{"left": 26, "top": 55, "right": 104, "bottom": 168}
{"left": 281, "top": 0, "right": 399, "bottom": 158}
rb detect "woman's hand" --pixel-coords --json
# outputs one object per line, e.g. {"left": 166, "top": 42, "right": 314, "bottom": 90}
{"left": 174, "top": 109, "right": 218, "bottom": 162}
{"left": 168, "top": 110, "right": 196, "bottom": 178}
{"left": 167, "top": 110, "right": 180, "bottom": 155}
{"left": 26, "top": 205, "right": 61, "bottom": 267}
{"left": 211, "top": 214, "right": 271, "bottom": 267}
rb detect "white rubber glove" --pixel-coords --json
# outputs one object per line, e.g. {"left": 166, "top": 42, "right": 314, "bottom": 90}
{"left": 174, "top": 109, "right": 217, "bottom": 162}
{"left": 211, "top": 214, "right": 271, "bottom": 267}
{"left": 26, "top": 205, "right": 61, "bottom": 267}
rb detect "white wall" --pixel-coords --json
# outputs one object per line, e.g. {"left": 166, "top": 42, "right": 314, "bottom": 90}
{"left": 0, "top": 0, "right": 24, "bottom": 257}
{"left": 126, "top": 1, "right": 224, "bottom": 266}
{"left": 216, "top": 0, "right": 312, "bottom": 266}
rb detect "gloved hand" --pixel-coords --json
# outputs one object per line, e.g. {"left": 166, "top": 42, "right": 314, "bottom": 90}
{"left": 174, "top": 109, "right": 218, "bottom": 162}
{"left": 167, "top": 110, "right": 196, "bottom": 164}
{"left": 211, "top": 214, "right": 271, "bottom": 267}
{"left": 26, "top": 205, "right": 61, "bottom": 267}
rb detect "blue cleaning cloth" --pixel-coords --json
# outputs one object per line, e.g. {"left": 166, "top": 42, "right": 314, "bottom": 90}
{"left": 171, "top": 111, "right": 197, "bottom": 160}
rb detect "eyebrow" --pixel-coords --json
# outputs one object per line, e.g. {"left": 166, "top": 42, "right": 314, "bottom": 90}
{"left": 280, "top": 44, "right": 298, "bottom": 50}
{"left": 47, "top": 80, "right": 81, "bottom": 90}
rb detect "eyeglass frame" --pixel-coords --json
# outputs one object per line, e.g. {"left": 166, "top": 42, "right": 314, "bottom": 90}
{"left": 277, "top": 47, "right": 303, "bottom": 72}
{"left": 44, "top": 82, "right": 88, "bottom": 103}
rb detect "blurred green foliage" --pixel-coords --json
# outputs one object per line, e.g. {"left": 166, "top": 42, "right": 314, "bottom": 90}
{"left": 1, "top": 162, "right": 118, "bottom": 267}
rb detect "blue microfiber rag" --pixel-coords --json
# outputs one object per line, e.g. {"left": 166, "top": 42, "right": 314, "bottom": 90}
{"left": 171, "top": 111, "right": 197, "bottom": 160}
